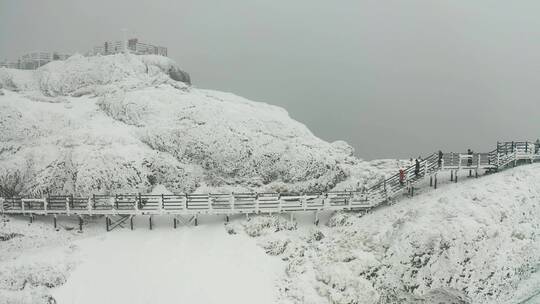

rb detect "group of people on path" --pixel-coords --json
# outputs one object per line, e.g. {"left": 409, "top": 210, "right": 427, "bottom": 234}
{"left": 399, "top": 157, "right": 423, "bottom": 186}
{"left": 398, "top": 150, "right": 445, "bottom": 186}
{"left": 395, "top": 141, "right": 540, "bottom": 189}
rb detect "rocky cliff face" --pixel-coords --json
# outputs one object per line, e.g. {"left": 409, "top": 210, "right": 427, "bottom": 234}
{"left": 0, "top": 54, "right": 374, "bottom": 196}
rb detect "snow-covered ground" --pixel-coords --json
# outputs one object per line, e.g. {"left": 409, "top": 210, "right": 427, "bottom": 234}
{"left": 231, "top": 164, "right": 540, "bottom": 304}
{"left": 1, "top": 164, "right": 539, "bottom": 303}
{"left": 53, "top": 220, "right": 284, "bottom": 304}
{"left": 0, "top": 215, "right": 102, "bottom": 303}
{"left": 0, "top": 215, "right": 285, "bottom": 304}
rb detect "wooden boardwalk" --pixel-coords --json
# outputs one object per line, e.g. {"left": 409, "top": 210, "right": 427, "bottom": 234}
{"left": 1, "top": 141, "right": 539, "bottom": 231}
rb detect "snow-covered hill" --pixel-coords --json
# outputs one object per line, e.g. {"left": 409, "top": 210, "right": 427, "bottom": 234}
{"left": 232, "top": 164, "right": 540, "bottom": 304}
{"left": 0, "top": 54, "right": 388, "bottom": 196}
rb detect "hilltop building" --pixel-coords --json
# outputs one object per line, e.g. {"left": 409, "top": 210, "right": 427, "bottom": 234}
{"left": 1, "top": 52, "right": 70, "bottom": 70}
{"left": 19, "top": 52, "right": 70, "bottom": 69}
{"left": 92, "top": 38, "right": 167, "bottom": 56}
{"left": 0, "top": 59, "right": 19, "bottom": 69}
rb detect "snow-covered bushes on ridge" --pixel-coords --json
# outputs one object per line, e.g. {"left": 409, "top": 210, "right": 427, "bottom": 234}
{"left": 237, "top": 165, "right": 540, "bottom": 304}
{"left": 142, "top": 153, "right": 203, "bottom": 193}
{"left": 35, "top": 54, "right": 189, "bottom": 96}
{"left": 0, "top": 54, "right": 390, "bottom": 195}
{"left": 140, "top": 55, "right": 191, "bottom": 84}
{"left": 241, "top": 215, "right": 297, "bottom": 237}
{"left": 97, "top": 91, "right": 148, "bottom": 126}
{"left": 0, "top": 68, "right": 37, "bottom": 92}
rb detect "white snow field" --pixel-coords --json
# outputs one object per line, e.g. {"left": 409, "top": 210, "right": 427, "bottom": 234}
{"left": 52, "top": 221, "right": 284, "bottom": 304}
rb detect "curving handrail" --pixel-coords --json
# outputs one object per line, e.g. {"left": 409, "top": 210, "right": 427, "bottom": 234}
{"left": 1, "top": 141, "right": 539, "bottom": 217}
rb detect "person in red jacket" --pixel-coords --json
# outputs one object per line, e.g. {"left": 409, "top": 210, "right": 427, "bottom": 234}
{"left": 399, "top": 167, "right": 405, "bottom": 186}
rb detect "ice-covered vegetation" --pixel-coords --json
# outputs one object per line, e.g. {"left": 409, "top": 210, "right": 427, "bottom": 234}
{"left": 234, "top": 165, "right": 540, "bottom": 304}
{"left": 0, "top": 214, "right": 96, "bottom": 304}
{"left": 0, "top": 54, "right": 389, "bottom": 196}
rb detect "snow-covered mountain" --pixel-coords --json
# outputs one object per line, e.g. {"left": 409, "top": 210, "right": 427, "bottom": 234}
{"left": 0, "top": 54, "right": 385, "bottom": 197}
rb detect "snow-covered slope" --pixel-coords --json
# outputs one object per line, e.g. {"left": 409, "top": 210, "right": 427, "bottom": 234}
{"left": 234, "top": 164, "right": 540, "bottom": 304}
{"left": 1, "top": 164, "right": 538, "bottom": 304}
{"left": 0, "top": 54, "right": 383, "bottom": 196}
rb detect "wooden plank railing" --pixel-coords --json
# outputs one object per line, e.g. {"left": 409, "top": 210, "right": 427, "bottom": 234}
{"left": 1, "top": 140, "right": 539, "bottom": 217}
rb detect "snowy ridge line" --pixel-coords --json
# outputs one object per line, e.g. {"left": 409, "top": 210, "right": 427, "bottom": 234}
{"left": 0, "top": 141, "right": 539, "bottom": 226}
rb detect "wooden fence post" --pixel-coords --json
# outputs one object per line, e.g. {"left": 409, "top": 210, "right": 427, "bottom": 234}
{"left": 254, "top": 193, "right": 259, "bottom": 214}
{"left": 160, "top": 194, "right": 164, "bottom": 213}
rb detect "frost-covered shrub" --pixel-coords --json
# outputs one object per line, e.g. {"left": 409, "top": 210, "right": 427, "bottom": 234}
{"left": 243, "top": 215, "right": 297, "bottom": 237}
{"left": 141, "top": 153, "right": 202, "bottom": 193}
{"left": 72, "top": 156, "right": 148, "bottom": 195}
{"left": 224, "top": 224, "right": 236, "bottom": 235}
{"left": 0, "top": 68, "right": 37, "bottom": 91}
{"left": 327, "top": 212, "right": 356, "bottom": 227}
{"left": 310, "top": 230, "right": 325, "bottom": 242}
{"left": 97, "top": 91, "right": 147, "bottom": 126}
{"left": 0, "top": 167, "right": 33, "bottom": 197}
{"left": 0, "top": 263, "right": 70, "bottom": 290}
{"left": 0, "top": 232, "right": 23, "bottom": 241}
{"left": 0, "top": 262, "right": 67, "bottom": 304}
{"left": 262, "top": 239, "right": 290, "bottom": 256}
{"left": 0, "top": 71, "right": 15, "bottom": 90}
{"left": 315, "top": 263, "right": 379, "bottom": 304}
{"left": 36, "top": 54, "right": 189, "bottom": 96}
{"left": 140, "top": 55, "right": 191, "bottom": 84}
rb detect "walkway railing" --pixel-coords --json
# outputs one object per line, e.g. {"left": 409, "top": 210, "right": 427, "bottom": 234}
{"left": 1, "top": 140, "right": 539, "bottom": 230}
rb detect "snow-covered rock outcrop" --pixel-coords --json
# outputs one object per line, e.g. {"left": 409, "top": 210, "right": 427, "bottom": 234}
{"left": 0, "top": 54, "right": 379, "bottom": 196}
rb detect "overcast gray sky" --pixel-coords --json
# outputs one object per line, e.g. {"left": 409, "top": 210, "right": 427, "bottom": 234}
{"left": 1, "top": 0, "right": 539, "bottom": 159}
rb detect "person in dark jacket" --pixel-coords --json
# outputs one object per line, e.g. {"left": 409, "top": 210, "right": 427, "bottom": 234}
{"left": 467, "top": 149, "right": 473, "bottom": 167}
{"left": 438, "top": 150, "right": 443, "bottom": 168}
{"left": 414, "top": 159, "right": 420, "bottom": 177}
